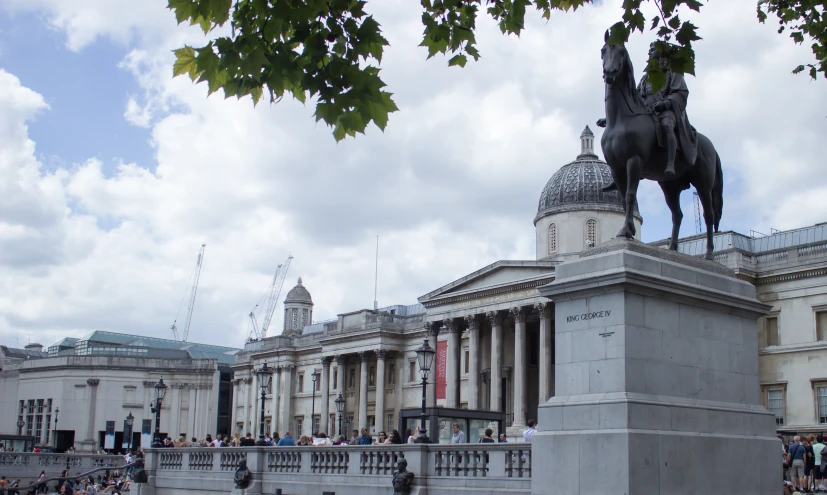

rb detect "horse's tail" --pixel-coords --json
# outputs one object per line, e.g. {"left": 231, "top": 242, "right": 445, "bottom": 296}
{"left": 712, "top": 152, "right": 724, "bottom": 232}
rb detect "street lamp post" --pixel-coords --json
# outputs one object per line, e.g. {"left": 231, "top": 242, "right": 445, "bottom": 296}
{"left": 310, "top": 370, "right": 319, "bottom": 436}
{"left": 334, "top": 393, "right": 345, "bottom": 438}
{"left": 125, "top": 412, "right": 135, "bottom": 451}
{"left": 254, "top": 362, "right": 273, "bottom": 446}
{"left": 150, "top": 378, "right": 168, "bottom": 448}
{"left": 17, "top": 419, "right": 24, "bottom": 436}
{"left": 53, "top": 407, "right": 60, "bottom": 448}
{"left": 415, "top": 338, "right": 436, "bottom": 444}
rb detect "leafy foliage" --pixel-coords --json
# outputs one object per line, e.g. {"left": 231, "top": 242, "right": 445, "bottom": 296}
{"left": 168, "top": 0, "right": 827, "bottom": 141}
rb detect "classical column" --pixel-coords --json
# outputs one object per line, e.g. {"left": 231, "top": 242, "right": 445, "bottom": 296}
{"left": 320, "top": 357, "right": 331, "bottom": 435}
{"left": 375, "top": 350, "right": 387, "bottom": 432}
{"left": 187, "top": 386, "right": 197, "bottom": 438}
{"left": 244, "top": 375, "right": 253, "bottom": 434}
{"left": 85, "top": 379, "right": 100, "bottom": 445}
{"left": 358, "top": 352, "right": 370, "bottom": 430}
{"left": 487, "top": 312, "right": 502, "bottom": 412}
{"left": 229, "top": 380, "right": 238, "bottom": 435}
{"left": 426, "top": 322, "right": 439, "bottom": 408}
{"left": 271, "top": 368, "right": 281, "bottom": 435}
{"left": 336, "top": 355, "right": 347, "bottom": 435}
{"left": 170, "top": 385, "right": 181, "bottom": 438}
{"left": 465, "top": 315, "right": 480, "bottom": 409}
{"left": 444, "top": 319, "right": 460, "bottom": 408}
{"left": 536, "top": 302, "right": 552, "bottom": 403}
{"left": 511, "top": 307, "right": 527, "bottom": 428}
{"left": 279, "top": 366, "right": 294, "bottom": 434}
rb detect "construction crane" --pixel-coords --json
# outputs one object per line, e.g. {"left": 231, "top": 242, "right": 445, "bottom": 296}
{"left": 171, "top": 244, "right": 206, "bottom": 342}
{"left": 248, "top": 254, "right": 293, "bottom": 341}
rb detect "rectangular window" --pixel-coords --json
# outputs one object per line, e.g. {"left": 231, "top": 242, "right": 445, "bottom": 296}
{"left": 45, "top": 414, "right": 51, "bottom": 443}
{"left": 333, "top": 369, "right": 338, "bottom": 390}
{"left": 369, "top": 366, "right": 376, "bottom": 387}
{"left": 766, "top": 316, "right": 779, "bottom": 346}
{"left": 768, "top": 389, "right": 784, "bottom": 425}
{"left": 464, "top": 349, "right": 470, "bottom": 374}
{"left": 819, "top": 387, "right": 827, "bottom": 424}
{"left": 409, "top": 361, "right": 416, "bottom": 383}
{"left": 35, "top": 414, "right": 43, "bottom": 440}
{"left": 264, "top": 419, "right": 271, "bottom": 436}
{"left": 36, "top": 399, "right": 44, "bottom": 414}
{"left": 817, "top": 311, "right": 827, "bottom": 341}
{"left": 387, "top": 413, "right": 394, "bottom": 432}
{"left": 297, "top": 374, "right": 304, "bottom": 393}
{"left": 313, "top": 415, "right": 320, "bottom": 435}
{"left": 124, "top": 387, "right": 137, "bottom": 405}
{"left": 388, "top": 363, "right": 396, "bottom": 385}
{"left": 295, "top": 417, "right": 304, "bottom": 437}
{"left": 349, "top": 368, "right": 356, "bottom": 389}
{"left": 329, "top": 414, "right": 335, "bottom": 436}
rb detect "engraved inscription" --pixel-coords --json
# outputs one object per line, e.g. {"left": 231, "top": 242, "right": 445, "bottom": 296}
{"left": 566, "top": 310, "right": 612, "bottom": 322}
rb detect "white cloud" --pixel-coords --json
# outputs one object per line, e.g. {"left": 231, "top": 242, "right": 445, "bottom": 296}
{"left": 0, "top": 0, "right": 826, "bottom": 349}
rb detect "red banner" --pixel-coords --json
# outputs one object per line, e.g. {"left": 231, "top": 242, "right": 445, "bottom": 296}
{"left": 436, "top": 340, "right": 447, "bottom": 400}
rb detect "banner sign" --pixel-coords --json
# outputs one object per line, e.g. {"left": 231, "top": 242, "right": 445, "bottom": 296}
{"left": 104, "top": 421, "right": 115, "bottom": 450}
{"left": 436, "top": 340, "right": 447, "bottom": 400}
{"left": 141, "top": 419, "right": 153, "bottom": 449}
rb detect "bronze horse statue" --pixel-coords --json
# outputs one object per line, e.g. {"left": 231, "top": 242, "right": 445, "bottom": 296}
{"left": 599, "top": 37, "right": 723, "bottom": 259}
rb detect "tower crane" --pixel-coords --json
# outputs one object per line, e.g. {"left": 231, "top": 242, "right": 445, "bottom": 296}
{"left": 171, "top": 244, "right": 206, "bottom": 342}
{"left": 248, "top": 254, "right": 293, "bottom": 341}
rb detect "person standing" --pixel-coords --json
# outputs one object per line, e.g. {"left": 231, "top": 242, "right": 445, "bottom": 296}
{"left": 277, "top": 432, "right": 295, "bottom": 446}
{"left": 789, "top": 435, "right": 808, "bottom": 492}
{"left": 813, "top": 434, "right": 825, "bottom": 492}
{"left": 523, "top": 420, "right": 537, "bottom": 443}
{"left": 450, "top": 424, "right": 465, "bottom": 444}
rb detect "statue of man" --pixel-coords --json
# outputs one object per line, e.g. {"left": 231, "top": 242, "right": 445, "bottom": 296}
{"left": 392, "top": 458, "right": 415, "bottom": 495}
{"left": 598, "top": 42, "right": 698, "bottom": 180}
{"left": 234, "top": 458, "right": 252, "bottom": 489}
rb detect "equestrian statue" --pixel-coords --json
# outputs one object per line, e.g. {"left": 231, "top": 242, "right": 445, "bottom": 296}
{"left": 596, "top": 34, "right": 723, "bottom": 259}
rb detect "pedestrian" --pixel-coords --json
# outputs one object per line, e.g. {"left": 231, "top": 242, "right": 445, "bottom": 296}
{"left": 523, "top": 419, "right": 537, "bottom": 443}
{"left": 450, "top": 424, "right": 465, "bottom": 444}
{"left": 789, "top": 435, "right": 808, "bottom": 492}
{"left": 813, "top": 434, "right": 825, "bottom": 492}
{"left": 277, "top": 432, "right": 295, "bottom": 446}
{"left": 357, "top": 428, "right": 372, "bottom": 445}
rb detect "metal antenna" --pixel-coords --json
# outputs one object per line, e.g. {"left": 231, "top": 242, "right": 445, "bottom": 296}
{"left": 373, "top": 235, "right": 379, "bottom": 310}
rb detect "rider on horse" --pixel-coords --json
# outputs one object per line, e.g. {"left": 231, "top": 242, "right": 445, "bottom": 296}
{"left": 598, "top": 42, "right": 698, "bottom": 181}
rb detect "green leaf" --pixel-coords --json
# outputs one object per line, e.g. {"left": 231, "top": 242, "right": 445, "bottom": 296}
{"left": 172, "top": 46, "right": 199, "bottom": 79}
{"left": 448, "top": 54, "right": 467, "bottom": 67}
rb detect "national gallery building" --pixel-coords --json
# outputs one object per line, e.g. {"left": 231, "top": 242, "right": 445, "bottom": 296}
{"left": 232, "top": 127, "right": 827, "bottom": 442}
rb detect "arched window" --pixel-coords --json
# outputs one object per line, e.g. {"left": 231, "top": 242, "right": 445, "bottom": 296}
{"left": 586, "top": 219, "right": 598, "bottom": 248}
{"left": 292, "top": 308, "right": 299, "bottom": 329}
{"left": 548, "top": 223, "right": 557, "bottom": 254}
{"left": 301, "top": 309, "right": 308, "bottom": 327}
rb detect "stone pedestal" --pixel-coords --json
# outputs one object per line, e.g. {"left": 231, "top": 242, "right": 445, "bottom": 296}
{"left": 532, "top": 239, "right": 779, "bottom": 495}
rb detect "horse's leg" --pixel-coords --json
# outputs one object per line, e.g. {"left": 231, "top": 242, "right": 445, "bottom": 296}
{"left": 658, "top": 181, "right": 683, "bottom": 250}
{"left": 617, "top": 156, "right": 641, "bottom": 238}
{"left": 697, "top": 188, "right": 716, "bottom": 259}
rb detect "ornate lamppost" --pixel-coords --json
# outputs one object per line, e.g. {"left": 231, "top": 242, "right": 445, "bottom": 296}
{"left": 255, "top": 362, "right": 273, "bottom": 446}
{"left": 310, "top": 369, "right": 319, "bottom": 435}
{"left": 334, "top": 393, "right": 345, "bottom": 438}
{"left": 17, "top": 419, "right": 24, "bottom": 436}
{"left": 125, "top": 412, "right": 135, "bottom": 451}
{"left": 415, "top": 338, "right": 436, "bottom": 443}
{"left": 150, "top": 378, "right": 168, "bottom": 448}
{"left": 53, "top": 407, "right": 60, "bottom": 448}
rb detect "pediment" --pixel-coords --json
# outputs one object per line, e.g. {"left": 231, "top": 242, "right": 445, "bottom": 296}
{"left": 418, "top": 260, "right": 556, "bottom": 306}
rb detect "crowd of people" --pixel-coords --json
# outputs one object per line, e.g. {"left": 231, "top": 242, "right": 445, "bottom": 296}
{"left": 782, "top": 433, "right": 827, "bottom": 494}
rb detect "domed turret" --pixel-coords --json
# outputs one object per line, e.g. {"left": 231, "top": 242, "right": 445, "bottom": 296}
{"left": 534, "top": 126, "right": 642, "bottom": 259}
{"left": 283, "top": 277, "right": 313, "bottom": 335}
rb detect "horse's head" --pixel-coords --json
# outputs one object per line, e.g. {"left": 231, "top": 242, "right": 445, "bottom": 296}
{"left": 601, "top": 30, "right": 628, "bottom": 86}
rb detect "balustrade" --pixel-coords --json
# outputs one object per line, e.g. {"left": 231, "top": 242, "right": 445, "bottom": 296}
{"left": 219, "top": 451, "right": 245, "bottom": 471}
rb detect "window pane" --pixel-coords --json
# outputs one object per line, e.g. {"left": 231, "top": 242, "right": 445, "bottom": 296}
{"left": 819, "top": 388, "right": 827, "bottom": 424}
{"left": 768, "top": 389, "right": 784, "bottom": 425}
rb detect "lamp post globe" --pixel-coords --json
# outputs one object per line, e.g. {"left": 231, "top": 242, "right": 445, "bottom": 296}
{"left": 415, "top": 338, "right": 436, "bottom": 443}
{"left": 254, "top": 362, "right": 273, "bottom": 446}
{"left": 334, "top": 393, "right": 345, "bottom": 437}
{"left": 151, "top": 378, "right": 168, "bottom": 448}
{"left": 17, "top": 419, "right": 24, "bottom": 435}
{"left": 53, "top": 407, "right": 60, "bottom": 448}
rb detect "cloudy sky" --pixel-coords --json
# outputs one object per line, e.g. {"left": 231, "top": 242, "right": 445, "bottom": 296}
{"left": 1, "top": 0, "right": 825, "bottom": 350}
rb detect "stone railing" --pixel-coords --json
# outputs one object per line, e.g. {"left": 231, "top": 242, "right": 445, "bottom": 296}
{"left": 0, "top": 453, "right": 124, "bottom": 486}
{"left": 140, "top": 444, "right": 532, "bottom": 495}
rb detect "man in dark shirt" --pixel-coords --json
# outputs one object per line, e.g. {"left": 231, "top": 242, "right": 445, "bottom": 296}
{"left": 788, "top": 435, "right": 808, "bottom": 491}
{"left": 239, "top": 432, "right": 256, "bottom": 447}
{"left": 357, "top": 428, "right": 373, "bottom": 445}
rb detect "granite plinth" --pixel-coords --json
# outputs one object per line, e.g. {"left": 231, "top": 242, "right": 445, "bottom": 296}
{"left": 531, "top": 240, "right": 779, "bottom": 495}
